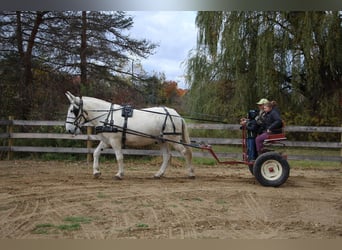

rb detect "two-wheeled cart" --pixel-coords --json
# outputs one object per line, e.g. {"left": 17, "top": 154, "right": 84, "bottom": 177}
{"left": 191, "top": 124, "right": 290, "bottom": 187}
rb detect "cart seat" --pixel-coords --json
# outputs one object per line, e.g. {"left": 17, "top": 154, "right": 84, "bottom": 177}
{"left": 264, "top": 121, "right": 287, "bottom": 143}
{"left": 264, "top": 133, "right": 287, "bottom": 142}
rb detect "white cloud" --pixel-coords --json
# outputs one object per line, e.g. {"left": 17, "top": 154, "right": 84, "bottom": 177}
{"left": 126, "top": 11, "right": 198, "bottom": 89}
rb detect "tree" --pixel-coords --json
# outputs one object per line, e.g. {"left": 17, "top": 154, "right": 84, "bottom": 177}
{"left": 140, "top": 74, "right": 164, "bottom": 105}
{"left": 0, "top": 11, "right": 157, "bottom": 119}
{"left": 66, "top": 11, "right": 157, "bottom": 92}
{"left": 0, "top": 11, "right": 49, "bottom": 119}
{"left": 186, "top": 11, "right": 342, "bottom": 125}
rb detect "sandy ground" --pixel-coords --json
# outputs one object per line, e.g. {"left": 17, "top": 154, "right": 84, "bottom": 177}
{"left": 0, "top": 159, "right": 341, "bottom": 239}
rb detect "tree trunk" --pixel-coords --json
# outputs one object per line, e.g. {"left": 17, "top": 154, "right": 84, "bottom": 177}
{"left": 16, "top": 11, "right": 46, "bottom": 119}
{"left": 80, "top": 11, "right": 88, "bottom": 90}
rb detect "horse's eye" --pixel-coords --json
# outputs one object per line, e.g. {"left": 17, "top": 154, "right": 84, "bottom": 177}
{"left": 72, "top": 108, "right": 79, "bottom": 115}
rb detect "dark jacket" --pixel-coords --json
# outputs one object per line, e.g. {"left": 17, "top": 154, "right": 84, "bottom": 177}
{"left": 246, "top": 119, "right": 258, "bottom": 137}
{"left": 262, "top": 108, "right": 282, "bottom": 134}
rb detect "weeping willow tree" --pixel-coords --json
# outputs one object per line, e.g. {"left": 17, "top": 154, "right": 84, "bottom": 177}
{"left": 185, "top": 11, "right": 342, "bottom": 125}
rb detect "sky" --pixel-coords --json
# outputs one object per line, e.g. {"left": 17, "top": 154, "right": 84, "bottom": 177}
{"left": 126, "top": 11, "right": 198, "bottom": 89}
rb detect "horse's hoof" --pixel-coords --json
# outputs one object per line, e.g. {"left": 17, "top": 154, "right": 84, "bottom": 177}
{"left": 93, "top": 172, "right": 101, "bottom": 178}
{"left": 188, "top": 175, "right": 196, "bottom": 179}
{"left": 114, "top": 175, "right": 123, "bottom": 180}
{"left": 153, "top": 175, "right": 163, "bottom": 179}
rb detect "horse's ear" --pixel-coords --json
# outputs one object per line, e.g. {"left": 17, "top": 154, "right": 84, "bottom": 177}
{"left": 65, "top": 91, "right": 74, "bottom": 103}
{"left": 65, "top": 91, "right": 75, "bottom": 103}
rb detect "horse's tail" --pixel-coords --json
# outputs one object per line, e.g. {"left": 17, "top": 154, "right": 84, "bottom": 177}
{"left": 181, "top": 118, "right": 191, "bottom": 145}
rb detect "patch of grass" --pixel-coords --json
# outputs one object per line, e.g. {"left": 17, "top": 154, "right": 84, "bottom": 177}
{"left": 63, "top": 216, "right": 92, "bottom": 224}
{"left": 136, "top": 223, "right": 149, "bottom": 229}
{"left": 57, "top": 223, "right": 81, "bottom": 231}
{"left": 32, "top": 216, "right": 92, "bottom": 235}
{"left": 216, "top": 199, "right": 227, "bottom": 205}
{"left": 193, "top": 158, "right": 218, "bottom": 165}
{"left": 289, "top": 160, "right": 340, "bottom": 169}
{"left": 97, "top": 192, "right": 109, "bottom": 199}
{"left": 193, "top": 145, "right": 341, "bottom": 168}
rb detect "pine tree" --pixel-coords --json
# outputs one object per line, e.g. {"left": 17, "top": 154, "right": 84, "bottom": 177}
{"left": 0, "top": 11, "right": 157, "bottom": 119}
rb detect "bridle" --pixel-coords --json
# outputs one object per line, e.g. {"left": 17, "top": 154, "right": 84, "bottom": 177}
{"left": 65, "top": 97, "right": 88, "bottom": 133}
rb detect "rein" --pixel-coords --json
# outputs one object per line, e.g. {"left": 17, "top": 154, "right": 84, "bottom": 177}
{"left": 67, "top": 100, "right": 226, "bottom": 139}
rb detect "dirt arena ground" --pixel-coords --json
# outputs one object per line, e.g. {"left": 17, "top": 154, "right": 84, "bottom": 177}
{"left": 0, "top": 159, "right": 341, "bottom": 239}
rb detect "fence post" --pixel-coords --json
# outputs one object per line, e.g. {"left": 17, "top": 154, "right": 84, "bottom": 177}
{"left": 86, "top": 126, "right": 93, "bottom": 163}
{"left": 7, "top": 116, "right": 14, "bottom": 160}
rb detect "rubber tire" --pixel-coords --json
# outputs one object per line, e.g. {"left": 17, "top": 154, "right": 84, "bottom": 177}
{"left": 253, "top": 152, "right": 290, "bottom": 187}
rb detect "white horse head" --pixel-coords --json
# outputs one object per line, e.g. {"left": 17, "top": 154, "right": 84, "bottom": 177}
{"left": 65, "top": 91, "right": 86, "bottom": 134}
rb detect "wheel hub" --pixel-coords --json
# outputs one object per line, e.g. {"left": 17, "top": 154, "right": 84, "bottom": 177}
{"left": 261, "top": 160, "right": 282, "bottom": 181}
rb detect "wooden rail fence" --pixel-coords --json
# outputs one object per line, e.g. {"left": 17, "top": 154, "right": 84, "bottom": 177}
{"left": 0, "top": 118, "right": 341, "bottom": 162}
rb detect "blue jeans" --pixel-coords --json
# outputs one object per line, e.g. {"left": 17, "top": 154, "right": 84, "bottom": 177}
{"left": 246, "top": 138, "right": 257, "bottom": 160}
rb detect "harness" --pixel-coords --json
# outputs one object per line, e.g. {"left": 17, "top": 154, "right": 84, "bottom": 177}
{"left": 121, "top": 105, "right": 134, "bottom": 148}
{"left": 94, "top": 104, "right": 134, "bottom": 148}
{"left": 159, "top": 107, "right": 181, "bottom": 142}
{"left": 66, "top": 99, "right": 185, "bottom": 149}
{"left": 94, "top": 105, "right": 181, "bottom": 147}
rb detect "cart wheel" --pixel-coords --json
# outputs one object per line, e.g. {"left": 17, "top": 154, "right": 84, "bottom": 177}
{"left": 253, "top": 152, "right": 290, "bottom": 187}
